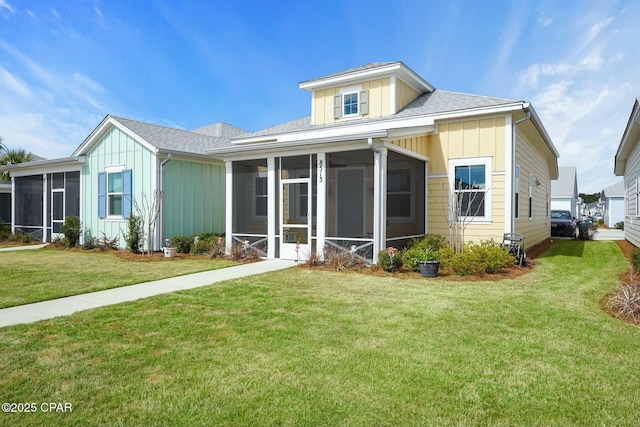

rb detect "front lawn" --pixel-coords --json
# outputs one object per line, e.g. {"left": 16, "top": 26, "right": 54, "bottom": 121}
{"left": 0, "top": 248, "right": 237, "bottom": 308}
{"left": 1, "top": 240, "right": 638, "bottom": 426}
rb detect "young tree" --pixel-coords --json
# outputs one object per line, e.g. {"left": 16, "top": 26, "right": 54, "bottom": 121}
{"left": 132, "top": 190, "right": 164, "bottom": 256}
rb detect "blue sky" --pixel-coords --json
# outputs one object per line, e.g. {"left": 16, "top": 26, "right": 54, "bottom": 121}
{"left": 0, "top": 0, "right": 638, "bottom": 193}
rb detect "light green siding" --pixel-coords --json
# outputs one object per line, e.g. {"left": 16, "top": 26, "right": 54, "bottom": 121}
{"left": 162, "top": 159, "right": 226, "bottom": 240}
{"left": 81, "top": 127, "right": 156, "bottom": 248}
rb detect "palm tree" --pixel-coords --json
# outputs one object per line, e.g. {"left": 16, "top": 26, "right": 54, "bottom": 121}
{"left": 0, "top": 148, "right": 33, "bottom": 182}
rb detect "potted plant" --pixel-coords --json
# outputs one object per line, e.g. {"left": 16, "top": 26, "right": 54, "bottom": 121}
{"left": 416, "top": 248, "right": 440, "bottom": 277}
{"left": 163, "top": 238, "right": 177, "bottom": 258}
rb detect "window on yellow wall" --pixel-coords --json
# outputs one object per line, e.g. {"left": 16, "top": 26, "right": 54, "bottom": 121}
{"left": 515, "top": 165, "right": 520, "bottom": 219}
{"left": 449, "top": 157, "right": 492, "bottom": 223}
{"left": 529, "top": 174, "right": 534, "bottom": 219}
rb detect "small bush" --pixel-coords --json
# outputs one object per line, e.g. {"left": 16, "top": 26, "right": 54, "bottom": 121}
{"left": 303, "top": 250, "right": 322, "bottom": 267}
{"left": 125, "top": 215, "right": 143, "bottom": 254}
{"left": 0, "top": 220, "right": 9, "bottom": 240}
{"left": 192, "top": 233, "right": 222, "bottom": 254}
{"left": 606, "top": 272, "right": 640, "bottom": 324}
{"left": 19, "top": 232, "right": 34, "bottom": 244}
{"left": 99, "top": 233, "right": 119, "bottom": 251}
{"left": 440, "top": 240, "right": 514, "bottom": 276}
{"left": 203, "top": 236, "right": 226, "bottom": 258}
{"left": 324, "top": 246, "right": 364, "bottom": 271}
{"left": 60, "top": 216, "right": 81, "bottom": 248}
{"left": 377, "top": 247, "right": 403, "bottom": 272}
{"left": 402, "top": 234, "right": 447, "bottom": 271}
{"left": 170, "top": 235, "right": 193, "bottom": 254}
{"left": 229, "top": 241, "right": 245, "bottom": 261}
{"left": 83, "top": 236, "right": 99, "bottom": 250}
{"left": 631, "top": 248, "right": 640, "bottom": 273}
{"left": 615, "top": 221, "right": 625, "bottom": 230}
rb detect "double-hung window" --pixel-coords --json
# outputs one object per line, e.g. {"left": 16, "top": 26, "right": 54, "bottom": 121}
{"left": 98, "top": 167, "right": 132, "bottom": 220}
{"left": 449, "top": 157, "right": 492, "bottom": 223}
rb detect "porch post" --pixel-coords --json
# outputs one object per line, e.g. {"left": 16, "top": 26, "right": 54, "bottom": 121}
{"left": 225, "top": 160, "right": 233, "bottom": 255}
{"left": 267, "top": 157, "right": 276, "bottom": 259}
{"left": 42, "top": 173, "right": 47, "bottom": 243}
{"left": 316, "top": 153, "right": 326, "bottom": 259}
{"left": 373, "top": 146, "right": 387, "bottom": 261}
{"left": 10, "top": 176, "right": 15, "bottom": 234}
{"left": 425, "top": 160, "right": 429, "bottom": 234}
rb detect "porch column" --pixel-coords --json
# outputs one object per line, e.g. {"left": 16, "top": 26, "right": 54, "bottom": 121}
{"left": 316, "top": 153, "right": 326, "bottom": 259}
{"left": 42, "top": 173, "right": 47, "bottom": 243}
{"left": 267, "top": 157, "right": 276, "bottom": 259}
{"left": 10, "top": 176, "right": 15, "bottom": 234}
{"left": 373, "top": 146, "right": 387, "bottom": 261}
{"left": 225, "top": 160, "right": 233, "bottom": 254}
{"left": 424, "top": 160, "right": 429, "bottom": 234}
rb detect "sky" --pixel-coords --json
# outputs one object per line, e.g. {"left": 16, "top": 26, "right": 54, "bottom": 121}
{"left": 0, "top": 0, "right": 638, "bottom": 194}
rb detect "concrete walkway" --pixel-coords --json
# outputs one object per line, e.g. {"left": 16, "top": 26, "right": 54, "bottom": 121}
{"left": 592, "top": 229, "right": 625, "bottom": 240}
{"left": 0, "top": 259, "right": 295, "bottom": 328}
{"left": 0, "top": 243, "right": 48, "bottom": 252}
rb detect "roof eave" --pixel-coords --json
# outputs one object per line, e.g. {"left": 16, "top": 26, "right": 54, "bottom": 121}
{"left": 614, "top": 98, "right": 640, "bottom": 176}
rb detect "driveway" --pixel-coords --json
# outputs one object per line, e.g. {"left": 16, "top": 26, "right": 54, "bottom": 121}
{"left": 592, "top": 229, "right": 625, "bottom": 240}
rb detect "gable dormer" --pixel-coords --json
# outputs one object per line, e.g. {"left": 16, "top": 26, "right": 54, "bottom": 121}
{"left": 298, "top": 61, "right": 434, "bottom": 126}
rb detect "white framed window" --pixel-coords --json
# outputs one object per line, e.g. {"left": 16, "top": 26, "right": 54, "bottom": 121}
{"left": 449, "top": 157, "right": 492, "bottom": 223}
{"left": 514, "top": 165, "right": 520, "bottom": 219}
{"left": 333, "top": 85, "right": 368, "bottom": 120}
{"left": 107, "top": 170, "right": 123, "bottom": 217}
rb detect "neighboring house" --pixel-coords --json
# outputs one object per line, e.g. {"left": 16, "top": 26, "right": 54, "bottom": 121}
{"left": 614, "top": 97, "right": 640, "bottom": 246}
{"left": 601, "top": 181, "right": 625, "bottom": 227}
{"left": 551, "top": 166, "right": 579, "bottom": 218}
{"left": 0, "top": 180, "right": 10, "bottom": 224}
{"left": 0, "top": 116, "right": 244, "bottom": 250}
{"left": 208, "top": 61, "right": 559, "bottom": 262}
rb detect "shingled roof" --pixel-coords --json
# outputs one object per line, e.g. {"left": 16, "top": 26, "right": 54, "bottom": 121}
{"left": 551, "top": 166, "right": 578, "bottom": 197}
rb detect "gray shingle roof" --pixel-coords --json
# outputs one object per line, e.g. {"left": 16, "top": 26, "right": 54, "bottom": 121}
{"left": 299, "top": 62, "right": 399, "bottom": 85}
{"left": 236, "top": 90, "right": 520, "bottom": 140}
{"left": 603, "top": 181, "right": 625, "bottom": 197}
{"left": 111, "top": 116, "right": 244, "bottom": 155}
{"left": 551, "top": 166, "right": 577, "bottom": 197}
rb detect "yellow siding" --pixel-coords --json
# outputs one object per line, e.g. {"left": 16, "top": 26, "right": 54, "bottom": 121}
{"left": 395, "top": 79, "right": 420, "bottom": 112}
{"left": 514, "top": 122, "right": 554, "bottom": 249}
{"left": 312, "top": 77, "right": 393, "bottom": 125}
{"left": 390, "top": 135, "right": 429, "bottom": 156}
{"left": 426, "top": 116, "right": 508, "bottom": 245}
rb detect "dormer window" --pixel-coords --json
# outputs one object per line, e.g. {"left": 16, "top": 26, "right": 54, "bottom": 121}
{"left": 334, "top": 86, "right": 368, "bottom": 120}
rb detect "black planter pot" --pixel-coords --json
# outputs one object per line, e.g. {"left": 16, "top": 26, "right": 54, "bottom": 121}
{"left": 418, "top": 261, "right": 440, "bottom": 278}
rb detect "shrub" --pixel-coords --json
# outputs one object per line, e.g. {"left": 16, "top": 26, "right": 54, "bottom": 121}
{"left": 0, "top": 220, "right": 9, "bottom": 240}
{"left": 440, "top": 240, "right": 514, "bottom": 276}
{"left": 377, "top": 247, "right": 403, "bottom": 272}
{"left": 615, "top": 221, "right": 625, "bottom": 230}
{"left": 99, "top": 233, "right": 119, "bottom": 251}
{"left": 402, "top": 234, "right": 447, "bottom": 271}
{"left": 125, "top": 215, "right": 143, "bottom": 254}
{"left": 631, "top": 248, "right": 640, "bottom": 273}
{"left": 60, "top": 216, "right": 81, "bottom": 248}
{"left": 606, "top": 272, "right": 640, "bottom": 324}
{"left": 204, "top": 236, "right": 226, "bottom": 258}
{"left": 192, "top": 233, "right": 222, "bottom": 254}
{"left": 324, "top": 246, "right": 364, "bottom": 271}
{"left": 83, "top": 236, "right": 99, "bottom": 250}
{"left": 19, "top": 232, "right": 33, "bottom": 244}
{"left": 170, "top": 235, "right": 193, "bottom": 254}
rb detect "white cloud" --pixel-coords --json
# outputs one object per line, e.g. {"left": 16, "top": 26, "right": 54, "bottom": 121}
{"left": 26, "top": 9, "right": 37, "bottom": 22}
{"left": 94, "top": 6, "right": 103, "bottom": 20}
{"left": 0, "top": 66, "right": 32, "bottom": 97}
{"left": 516, "top": 63, "right": 570, "bottom": 92}
{"left": 0, "top": 0, "right": 14, "bottom": 13}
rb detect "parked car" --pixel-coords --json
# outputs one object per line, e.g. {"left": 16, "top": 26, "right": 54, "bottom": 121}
{"left": 551, "top": 210, "right": 577, "bottom": 237}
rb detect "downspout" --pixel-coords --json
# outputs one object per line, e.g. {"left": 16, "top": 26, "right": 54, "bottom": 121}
{"left": 511, "top": 108, "right": 531, "bottom": 234}
{"left": 159, "top": 154, "right": 172, "bottom": 250}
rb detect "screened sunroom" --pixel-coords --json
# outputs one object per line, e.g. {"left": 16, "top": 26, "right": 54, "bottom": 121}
{"left": 226, "top": 145, "right": 426, "bottom": 263}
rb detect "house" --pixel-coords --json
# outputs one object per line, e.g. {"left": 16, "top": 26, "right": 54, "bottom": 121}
{"left": 0, "top": 116, "right": 244, "bottom": 250}
{"left": 601, "top": 181, "right": 625, "bottom": 227}
{"left": 614, "top": 97, "right": 640, "bottom": 245}
{"left": 551, "top": 166, "right": 579, "bottom": 218}
{"left": 0, "top": 180, "right": 10, "bottom": 224}
{"left": 208, "top": 61, "right": 559, "bottom": 262}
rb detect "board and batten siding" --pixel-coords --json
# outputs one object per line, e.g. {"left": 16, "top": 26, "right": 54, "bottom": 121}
{"left": 426, "top": 116, "right": 507, "bottom": 244}
{"left": 622, "top": 135, "right": 640, "bottom": 246}
{"left": 162, "top": 159, "right": 226, "bottom": 240}
{"left": 313, "top": 77, "right": 391, "bottom": 125}
{"left": 513, "top": 122, "right": 553, "bottom": 249}
{"left": 81, "top": 126, "right": 156, "bottom": 248}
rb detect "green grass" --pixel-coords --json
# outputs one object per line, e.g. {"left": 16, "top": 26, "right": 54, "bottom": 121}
{"left": 0, "top": 248, "right": 237, "bottom": 308}
{"left": 1, "top": 240, "right": 639, "bottom": 426}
